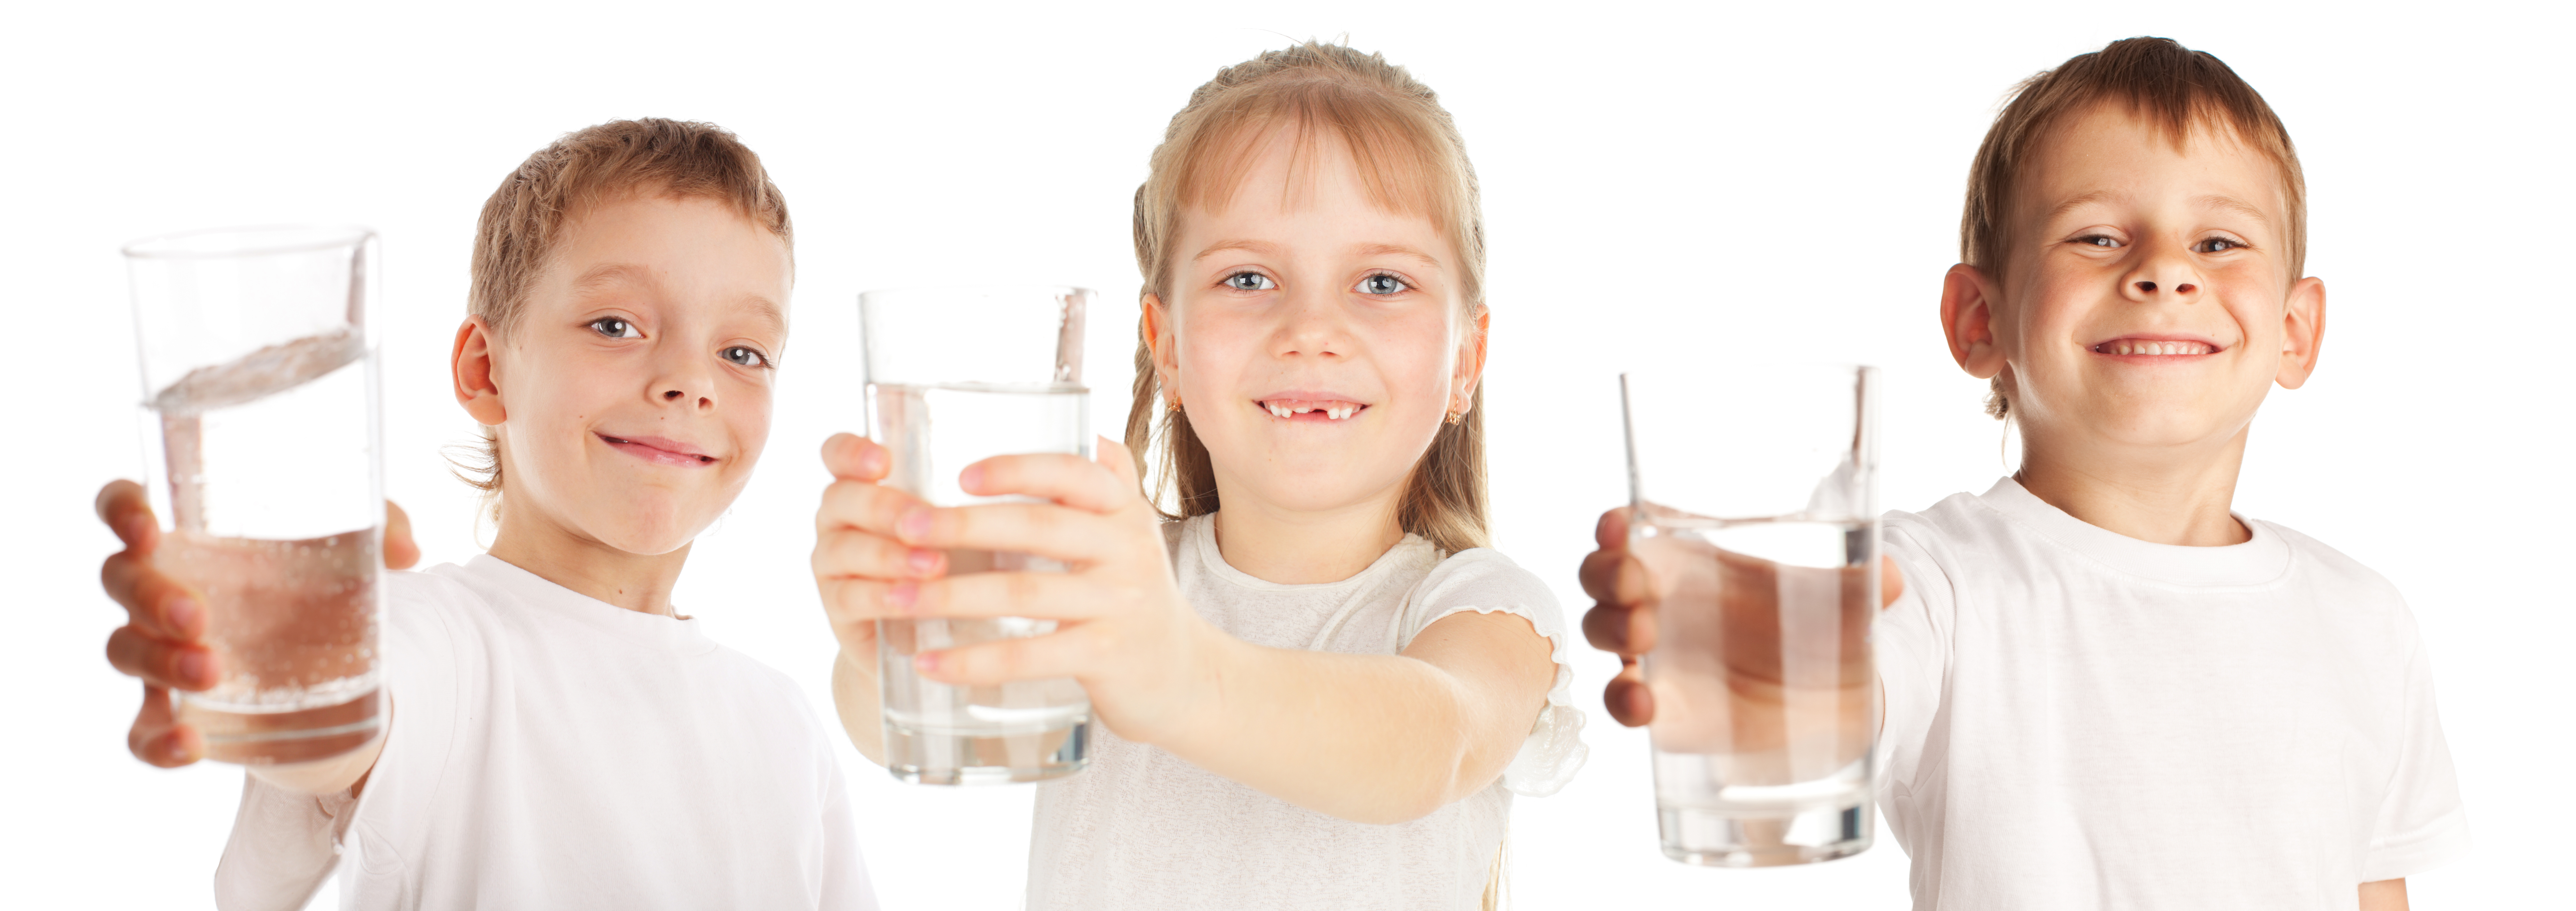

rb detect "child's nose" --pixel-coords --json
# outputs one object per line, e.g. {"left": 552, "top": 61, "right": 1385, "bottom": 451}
{"left": 2133, "top": 280, "right": 2199, "bottom": 294}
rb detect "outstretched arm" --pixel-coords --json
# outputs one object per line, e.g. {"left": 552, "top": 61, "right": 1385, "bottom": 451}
{"left": 812, "top": 434, "right": 1554, "bottom": 823}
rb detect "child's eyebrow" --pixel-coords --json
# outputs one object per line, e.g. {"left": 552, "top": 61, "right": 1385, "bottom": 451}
{"left": 569, "top": 262, "right": 655, "bottom": 295}
{"left": 2044, "top": 189, "right": 2119, "bottom": 224}
{"left": 1191, "top": 239, "right": 1281, "bottom": 261}
{"left": 737, "top": 296, "right": 788, "bottom": 337}
{"left": 2195, "top": 194, "right": 2273, "bottom": 226}
{"left": 1352, "top": 243, "right": 1442, "bottom": 270}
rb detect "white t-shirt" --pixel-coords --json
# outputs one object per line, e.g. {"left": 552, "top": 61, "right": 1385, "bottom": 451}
{"left": 212, "top": 555, "right": 876, "bottom": 911}
{"left": 1875, "top": 478, "right": 2468, "bottom": 909}
{"left": 1025, "top": 515, "right": 1587, "bottom": 910}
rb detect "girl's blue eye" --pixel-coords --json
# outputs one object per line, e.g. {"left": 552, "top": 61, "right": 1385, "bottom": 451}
{"left": 1356, "top": 273, "right": 1409, "bottom": 296}
{"left": 2076, "top": 235, "right": 2120, "bottom": 249}
{"left": 722, "top": 346, "right": 768, "bottom": 368}
{"left": 2195, "top": 237, "right": 2244, "bottom": 254}
{"left": 1225, "top": 271, "right": 1276, "bottom": 292}
{"left": 589, "top": 317, "right": 641, "bottom": 338}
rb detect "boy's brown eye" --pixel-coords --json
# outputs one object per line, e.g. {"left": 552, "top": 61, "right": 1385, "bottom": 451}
{"left": 721, "top": 346, "right": 768, "bottom": 368}
{"left": 589, "top": 317, "right": 641, "bottom": 339}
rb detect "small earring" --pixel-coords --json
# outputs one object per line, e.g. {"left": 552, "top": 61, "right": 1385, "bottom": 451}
{"left": 1444, "top": 408, "right": 1465, "bottom": 426}
{"left": 1167, "top": 395, "right": 1184, "bottom": 413}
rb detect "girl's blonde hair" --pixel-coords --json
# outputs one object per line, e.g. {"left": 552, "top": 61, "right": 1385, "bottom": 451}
{"left": 1124, "top": 41, "right": 1491, "bottom": 554}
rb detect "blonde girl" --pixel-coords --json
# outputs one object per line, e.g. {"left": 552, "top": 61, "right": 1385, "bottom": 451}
{"left": 812, "top": 42, "right": 1583, "bottom": 909}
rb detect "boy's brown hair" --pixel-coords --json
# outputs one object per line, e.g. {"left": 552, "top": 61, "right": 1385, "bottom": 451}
{"left": 452, "top": 118, "right": 792, "bottom": 498}
{"left": 1964, "top": 36, "right": 2305, "bottom": 418}
{"left": 1123, "top": 41, "right": 1492, "bottom": 554}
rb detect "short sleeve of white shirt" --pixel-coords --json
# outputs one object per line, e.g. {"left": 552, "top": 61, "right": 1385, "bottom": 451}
{"left": 1392, "top": 548, "right": 1590, "bottom": 798}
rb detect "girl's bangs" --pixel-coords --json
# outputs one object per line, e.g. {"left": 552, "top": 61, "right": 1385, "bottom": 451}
{"left": 1172, "top": 87, "right": 1466, "bottom": 234}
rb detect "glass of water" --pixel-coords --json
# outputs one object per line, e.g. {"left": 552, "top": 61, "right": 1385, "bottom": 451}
{"left": 1619, "top": 365, "right": 1881, "bottom": 867}
{"left": 125, "top": 226, "right": 384, "bottom": 766}
{"left": 860, "top": 286, "right": 1094, "bottom": 785}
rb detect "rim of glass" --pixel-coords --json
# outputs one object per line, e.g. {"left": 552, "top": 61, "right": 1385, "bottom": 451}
{"left": 122, "top": 224, "right": 375, "bottom": 260}
{"left": 858, "top": 285, "right": 1096, "bottom": 303}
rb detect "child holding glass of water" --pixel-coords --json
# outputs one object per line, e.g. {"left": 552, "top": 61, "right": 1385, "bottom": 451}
{"left": 812, "top": 42, "right": 1583, "bottom": 910}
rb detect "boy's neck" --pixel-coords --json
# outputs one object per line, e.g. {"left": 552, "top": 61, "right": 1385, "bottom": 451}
{"left": 2014, "top": 425, "right": 2254, "bottom": 547}
{"left": 1206, "top": 489, "right": 1408, "bottom": 586}
{"left": 485, "top": 503, "right": 691, "bottom": 616}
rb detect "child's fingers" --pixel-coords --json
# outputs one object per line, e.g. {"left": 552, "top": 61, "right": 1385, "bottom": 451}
{"left": 100, "top": 551, "right": 205, "bottom": 641}
{"left": 105, "top": 625, "right": 218, "bottom": 691}
{"left": 94, "top": 480, "right": 159, "bottom": 553}
{"left": 820, "top": 433, "right": 892, "bottom": 482}
{"left": 894, "top": 501, "right": 1130, "bottom": 563}
{"left": 127, "top": 684, "right": 202, "bottom": 767}
{"left": 815, "top": 477, "right": 926, "bottom": 537}
{"left": 1602, "top": 657, "right": 1656, "bottom": 727}
{"left": 1578, "top": 547, "right": 1654, "bottom": 606}
{"left": 1581, "top": 601, "right": 1657, "bottom": 656}
{"left": 910, "top": 625, "right": 1093, "bottom": 687}
{"left": 383, "top": 500, "right": 421, "bottom": 570}
{"left": 812, "top": 527, "right": 944, "bottom": 582}
{"left": 1093, "top": 436, "right": 1142, "bottom": 493}
{"left": 815, "top": 579, "right": 889, "bottom": 652}
{"left": 958, "top": 452, "right": 1133, "bottom": 514}
{"left": 1592, "top": 506, "right": 1632, "bottom": 550}
{"left": 904, "top": 571, "right": 1121, "bottom": 621}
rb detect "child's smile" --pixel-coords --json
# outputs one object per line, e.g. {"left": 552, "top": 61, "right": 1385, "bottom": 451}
{"left": 1257, "top": 394, "right": 1370, "bottom": 422}
{"left": 594, "top": 431, "right": 722, "bottom": 467}
{"left": 2088, "top": 335, "right": 2219, "bottom": 358}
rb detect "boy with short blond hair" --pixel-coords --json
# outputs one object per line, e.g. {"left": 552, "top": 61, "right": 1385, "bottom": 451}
{"left": 96, "top": 118, "right": 875, "bottom": 910}
{"left": 1582, "top": 37, "right": 2466, "bottom": 909}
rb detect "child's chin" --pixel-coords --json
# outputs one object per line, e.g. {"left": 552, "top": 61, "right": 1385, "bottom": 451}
{"left": 583, "top": 511, "right": 714, "bottom": 557}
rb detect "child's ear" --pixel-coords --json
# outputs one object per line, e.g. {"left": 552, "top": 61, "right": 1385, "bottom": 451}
{"left": 452, "top": 316, "right": 508, "bottom": 425}
{"left": 2274, "top": 276, "right": 2326, "bottom": 390}
{"left": 1940, "top": 264, "right": 2006, "bottom": 380}
{"left": 1141, "top": 293, "right": 1182, "bottom": 403}
{"left": 1452, "top": 305, "right": 1491, "bottom": 405}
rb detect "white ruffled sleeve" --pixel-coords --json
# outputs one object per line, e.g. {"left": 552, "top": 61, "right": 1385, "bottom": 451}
{"left": 1391, "top": 548, "right": 1589, "bottom": 797}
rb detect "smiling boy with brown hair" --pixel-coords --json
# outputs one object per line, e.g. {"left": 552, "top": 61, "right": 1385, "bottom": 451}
{"left": 95, "top": 118, "right": 876, "bottom": 910}
{"left": 1582, "top": 37, "right": 2467, "bottom": 909}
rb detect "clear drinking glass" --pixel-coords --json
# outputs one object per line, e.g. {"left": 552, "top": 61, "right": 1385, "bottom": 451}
{"left": 1620, "top": 365, "right": 1881, "bottom": 867}
{"left": 860, "top": 286, "right": 1094, "bottom": 785}
{"left": 124, "top": 226, "right": 384, "bottom": 765}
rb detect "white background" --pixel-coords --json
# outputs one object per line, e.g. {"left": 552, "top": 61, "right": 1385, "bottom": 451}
{"left": 5, "top": 1, "right": 2567, "bottom": 908}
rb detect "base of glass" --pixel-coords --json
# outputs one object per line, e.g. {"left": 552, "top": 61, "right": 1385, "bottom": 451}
{"left": 178, "top": 689, "right": 382, "bottom": 765}
{"left": 885, "top": 718, "right": 1089, "bottom": 785}
{"left": 1658, "top": 800, "right": 1873, "bottom": 867}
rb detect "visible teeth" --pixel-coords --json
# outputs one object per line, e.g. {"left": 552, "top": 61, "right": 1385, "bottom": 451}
{"left": 2104, "top": 340, "right": 2212, "bottom": 355}
{"left": 1268, "top": 403, "right": 1291, "bottom": 418}
{"left": 1329, "top": 406, "right": 1351, "bottom": 420}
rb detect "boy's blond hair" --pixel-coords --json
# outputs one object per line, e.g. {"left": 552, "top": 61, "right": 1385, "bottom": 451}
{"left": 451, "top": 118, "right": 792, "bottom": 498}
{"left": 1964, "top": 36, "right": 2305, "bottom": 418}
{"left": 1124, "top": 41, "right": 1492, "bottom": 554}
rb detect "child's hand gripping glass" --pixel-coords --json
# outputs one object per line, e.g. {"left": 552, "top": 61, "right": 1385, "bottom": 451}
{"left": 96, "top": 480, "right": 419, "bottom": 771}
{"left": 816, "top": 430, "right": 1212, "bottom": 742}
{"left": 1590, "top": 367, "right": 1902, "bottom": 867}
